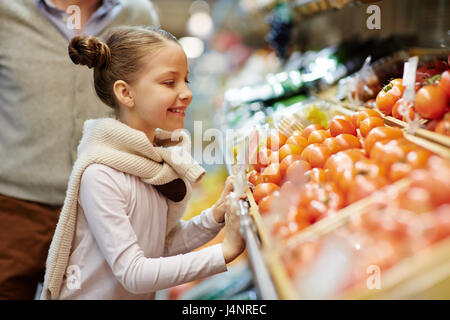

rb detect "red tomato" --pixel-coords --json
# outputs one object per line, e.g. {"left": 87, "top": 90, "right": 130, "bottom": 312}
{"left": 369, "top": 140, "right": 406, "bottom": 169}
{"left": 329, "top": 118, "right": 357, "bottom": 137}
{"left": 415, "top": 85, "right": 447, "bottom": 119}
{"left": 253, "top": 182, "right": 280, "bottom": 204}
{"left": 364, "top": 126, "right": 404, "bottom": 154}
{"left": 280, "top": 154, "right": 303, "bottom": 177}
{"left": 267, "top": 132, "right": 287, "bottom": 151}
{"left": 376, "top": 79, "right": 405, "bottom": 115}
{"left": 439, "top": 70, "right": 450, "bottom": 97}
{"left": 261, "top": 163, "right": 282, "bottom": 185}
{"left": 302, "top": 124, "right": 324, "bottom": 139}
{"left": 278, "top": 143, "right": 304, "bottom": 162}
{"left": 286, "top": 131, "right": 308, "bottom": 149}
{"left": 285, "top": 159, "right": 312, "bottom": 182}
{"left": 308, "top": 129, "right": 331, "bottom": 144}
{"left": 301, "top": 143, "right": 332, "bottom": 168}
{"left": 359, "top": 116, "right": 385, "bottom": 137}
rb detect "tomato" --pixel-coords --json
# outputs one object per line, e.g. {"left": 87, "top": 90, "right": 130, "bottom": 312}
{"left": 415, "top": 85, "right": 447, "bottom": 119}
{"left": 410, "top": 165, "right": 450, "bottom": 206}
{"left": 323, "top": 137, "right": 343, "bottom": 154}
{"left": 359, "top": 116, "right": 385, "bottom": 137}
{"left": 261, "top": 163, "right": 282, "bottom": 185}
{"left": 248, "top": 170, "right": 261, "bottom": 186}
{"left": 301, "top": 143, "right": 332, "bottom": 168}
{"left": 392, "top": 99, "right": 415, "bottom": 122}
{"left": 370, "top": 140, "right": 406, "bottom": 169}
{"left": 252, "top": 148, "right": 271, "bottom": 172}
{"left": 376, "top": 79, "right": 405, "bottom": 115}
{"left": 304, "top": 168, "right": 328, "bottom": 183}
{"left": 268, "top": 151, "right": 279, "bottom": 165}
{"left": 267, "top": 132, "right": 287, "bottom": 151}
{"left": 286, "top": 131, "right": 308, "bottom": 149}
{"left": 280, "top": 154, "right": 303, "bottom": 178}
{"left": 253, "top": 182, "right": 280, "bottom": 204}
{"left": 307, "top": 129, "right": 331, "bottom": 144}
{"left": 406, "top": 149, "right": 431, "bottom": 169}
{"left": 335, "top": 133, "right": 362, "bottom": 149}
{"left": 302, "top": 124, "right": 324, "bottom": 139}
{"left": 354, "top": 159, "right": 387, "bottom": 179}
{"left": 278, "top": 143, "right": 304, "bottom": 162}
{"left": 389, "top": 162, "right": 412, "bottom": 181}
{"left": 258, "top": 194, "right": 276, "bottom": 215}
{"left": 347, "top": 175, "right": 389, "bottom": 205}
{"left": 439, "top": 70, "right": 450, "bottom": 97}
{"left": 416, "top": 60, "right": 449, "bottom": 85}
{"left": 364, "top": 126, "right": 403, "bottom": 154}
{"left": 353, "top": 109, "right": 383, "bottom": 128}
{"left": 329, "top": 118, "right": 357, "bottom": 137}
{"left": 435, "top": 113, "right": 450, "bottom": 136}
{"left": 285, "top": 159, "right": 312, "bottom": 182}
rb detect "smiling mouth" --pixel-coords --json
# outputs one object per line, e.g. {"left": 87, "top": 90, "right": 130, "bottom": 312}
{"left": 168, "top": 108, "right": 186, "bottom": 115}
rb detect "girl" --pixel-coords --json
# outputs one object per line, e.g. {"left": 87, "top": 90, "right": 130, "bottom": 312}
{"left": 41, "top": 26, "right": 245, "bottom": 300}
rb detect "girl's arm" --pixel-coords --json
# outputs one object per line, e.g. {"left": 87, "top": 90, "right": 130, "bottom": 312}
{"left": 163, "top": 176, "right": 236, "bottom": 256}
{"left": 79, "top": 165, "right": 227, "bottom": 295}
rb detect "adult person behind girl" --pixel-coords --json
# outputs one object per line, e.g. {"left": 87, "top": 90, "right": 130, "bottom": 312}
{"left": 0, "top": 0, "right": 159, "bottom": 299}
{"left": 41, "top": 26, "right": 246, "bottom": 300}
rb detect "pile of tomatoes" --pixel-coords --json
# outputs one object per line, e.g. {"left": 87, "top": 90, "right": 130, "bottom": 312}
{"left": 372, "top": 58, "right": 450, "bottom": 136}
{"left": 281, "top": 156, "right": 450, "bottom": 295}
{"left": 248, "top": 109, "right": 447, "bottom": 239}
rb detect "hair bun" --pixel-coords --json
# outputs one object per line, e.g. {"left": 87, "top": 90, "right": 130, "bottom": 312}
{"left": 68, "top": 35, "right": 111, "bottom": 69}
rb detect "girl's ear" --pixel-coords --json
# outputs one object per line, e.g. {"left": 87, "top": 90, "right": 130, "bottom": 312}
{"left": 113, "top": 80, "right": 135, "bottom": 109}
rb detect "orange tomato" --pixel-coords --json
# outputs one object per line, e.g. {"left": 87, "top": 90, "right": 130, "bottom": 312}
{"left": 435, "top": 113, "right": 450, "bottom": 136}
{"left": 253, "top": 182, "right": 280, "bottom": 204}
{"left": 285, "top": 159, "right": 312, "bottom": 182}
{"left": 369, "top": 140, "right": 406, "bottom": 169}
{"left": 415, "top": 85, "right": 447, "bottom": 119}
{"left": 347, "top": 174, "right": 389, "bottom": 205}
{"left": 353, "top": 109, "right": 383, "bottom": 128}
{"left": 335, "top": 133, "right": 362, "bottom": 149}
{"left": 302, "top": 124, "right": 324, "bottom": 139}
{"left": 389, "top": 162, "right": 412, "bottom": 181}
{"left": 364, "top": 126, "right": 403, "bottom": 154}
{"left": 258, "top": 194, "right": 277, "bottom": 215}
{"left": 248, "top": 170, "right": 261, "bottom": 186}
{"left": 308, "top": 129, "right": 331, "bottom": 144}
{"left": 301, "top": 143, "right": 332, "bottom": 168}
{"left": 304, "top": 168, "right": 328, "bottom": 183}
{"left": 323, "top": 137, "right": 343, "bottom": 154}
{"left": 278, "top": 143, "right": 304, "bottom": 162}
{"left": 359, "top": 116, "right": 385, "bottom": 137}
{"left": 252, "top": 148, "right": 271, "bottom": 172}
{"left": 286, "top": 131, "right": 308, "bottom": 149}
{"left": 280, "top": 154, "right": 303, "bottom": 177}
{"left": 267, "top": 132, "right": 287, "bottom": 151}
{"left": 268, "top": 150, "right": 279, "bottom": 165}
{"left": 329, "top": 118, "right": 357, "bottom": 137}
{"left": 406, "top": 149, "right": 432, "bottom": 169}
{"left": 261, "top": 163, "right": 282, "bottom": 185}
{"left": 376, "top": 79, "right": 405, "bottom": 115}
{"left": 354, "top": 159, "right": 387, "bottom": 179}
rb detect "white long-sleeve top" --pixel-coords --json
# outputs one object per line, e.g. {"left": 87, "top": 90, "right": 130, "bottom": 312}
{"left": 59, "top": 163, "right": 227, "bottom": 300}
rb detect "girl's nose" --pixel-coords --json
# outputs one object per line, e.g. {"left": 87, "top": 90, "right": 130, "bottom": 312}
{"left": 180, "top": 86, "right": 193, "bottom": 102}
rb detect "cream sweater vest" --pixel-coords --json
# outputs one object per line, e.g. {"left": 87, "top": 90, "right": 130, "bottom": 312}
{"left": 41, "top": 118, "right": 205, "bottom": 300}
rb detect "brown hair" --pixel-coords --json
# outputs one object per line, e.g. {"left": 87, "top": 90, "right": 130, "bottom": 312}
{"left": 68, "top": 26, "right": 178, "bottom": 111}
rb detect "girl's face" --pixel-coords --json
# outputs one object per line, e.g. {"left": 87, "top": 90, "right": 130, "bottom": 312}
{"left": 127, "top": 41, "right": 192, "bottom": 140}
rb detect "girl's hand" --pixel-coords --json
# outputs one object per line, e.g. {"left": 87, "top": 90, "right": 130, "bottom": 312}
{"left": 221, "top": 195, "right": 246, "bottom": 264}
{"left": 212, "top": 176, "right": 236, "bottom": 224}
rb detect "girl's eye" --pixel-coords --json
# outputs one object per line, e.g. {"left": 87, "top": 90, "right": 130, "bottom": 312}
{"left": 185, "top": 79, "right": 190, "bottom": 84}
{"left": 164, "top": 81, "right": 175, "bottom": 86}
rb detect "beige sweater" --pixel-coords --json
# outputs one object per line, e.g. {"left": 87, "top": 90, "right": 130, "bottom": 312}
{"left": 41, "top": 118, "right": 205, "bottom": 300}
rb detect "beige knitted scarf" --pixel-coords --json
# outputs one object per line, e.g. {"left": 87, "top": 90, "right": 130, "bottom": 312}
{"left": 41, "top": 118, "right": 205, "bottom": 300}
